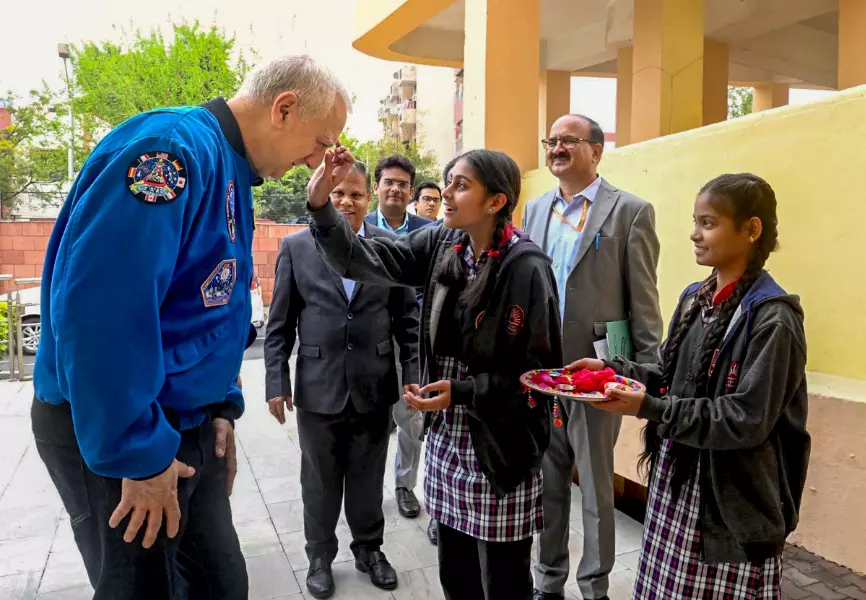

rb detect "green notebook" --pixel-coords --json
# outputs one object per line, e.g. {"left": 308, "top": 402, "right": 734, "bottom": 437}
{"left": 605, "top": 319, "right": 633, "bottom": 360}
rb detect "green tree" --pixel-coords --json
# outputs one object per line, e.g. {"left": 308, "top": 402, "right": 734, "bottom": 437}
{"left": 254, "top": 167, "right": 312, "bottom": 223}
{"left": 728, "top": 86, "right": 754, "bottom": 119}
{"left": 0, "top": 85, "right": 84, "bottom": 214}
{"left": 71, "top": 22, "right": 255, "bottom": 128}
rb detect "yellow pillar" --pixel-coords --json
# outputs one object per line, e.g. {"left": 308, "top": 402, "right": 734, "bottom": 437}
{"left": 538, "top": 70, "right": 572, "bottom": 165}
{"left": 838, "top": 0, "right": 866, "bottom": 89}
{"left": 616, "top": 47, "right": 633, "bottom": 147}
{"left": 753, "top": 84, "right": 789, "bottom": 112}
{"left": 702, "top": 39, "right": 729, "bottom": 125}
{"left": 630, "top": 0, "right": 704, "bottom": 143}
{"left": 463, "top": 0, "right": 541, "bottom": 174}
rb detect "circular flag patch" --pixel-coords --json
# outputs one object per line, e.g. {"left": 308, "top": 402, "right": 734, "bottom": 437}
{"left": 127, "top": 151, "right": 187, "bottom": 204}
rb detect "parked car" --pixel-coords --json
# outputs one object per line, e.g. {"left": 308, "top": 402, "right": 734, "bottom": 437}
{"left": 13, "top": 267, "right": 267, "bottom": 356}
{"left": 250, "top": 270, "right": 265, "bottom": 331}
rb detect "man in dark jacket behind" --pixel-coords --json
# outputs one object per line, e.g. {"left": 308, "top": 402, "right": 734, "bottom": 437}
{"left": 265, "top": 162, "right": 420, "bottom": 598}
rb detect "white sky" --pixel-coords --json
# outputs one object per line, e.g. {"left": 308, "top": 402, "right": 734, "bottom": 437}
{"left": 0, "top": 0, "right": 401, "bottom": 141}
{"left": 0, "top": 0, "right": 839, "bottom": 144}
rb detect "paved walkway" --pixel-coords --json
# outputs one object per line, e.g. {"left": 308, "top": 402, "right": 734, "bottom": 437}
{"left": 0, "top": 357, "right": 863, "bottom": 599}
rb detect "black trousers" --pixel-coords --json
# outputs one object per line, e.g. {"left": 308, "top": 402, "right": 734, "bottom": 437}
{"left": 31, "top": 399, "right": 248, "bottom": 600}
{"left": 438, "top": 523, "right": 534, "bottom": 600}
{"left": 296, "top": 401, "right": 391, "bottom": 563}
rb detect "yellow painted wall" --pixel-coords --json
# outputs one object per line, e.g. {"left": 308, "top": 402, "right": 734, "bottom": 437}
{"left": 521, "top": 85, "right": 866, "bottom": 382}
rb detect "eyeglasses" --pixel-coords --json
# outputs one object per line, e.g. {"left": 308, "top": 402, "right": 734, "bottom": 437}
{"left": 382, "top": 179, "right": 411, "bottom": 190}
{"left": 541, "top": 136, "right": 600, "bottom": 150}
{"left": 417, "top": 195, "right": 440, "bottom": 204}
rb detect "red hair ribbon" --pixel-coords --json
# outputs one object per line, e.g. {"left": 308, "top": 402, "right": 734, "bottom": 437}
{"left": 453, "top": 244, "right": 464, "bottom": 253}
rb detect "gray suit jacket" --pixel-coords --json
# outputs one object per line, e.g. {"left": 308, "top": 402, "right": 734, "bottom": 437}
{"left": 522, "top": 177, "right": 663, "bottom": 364}
{"left": 264, "top": 225, "right": 420, "bottom": 414}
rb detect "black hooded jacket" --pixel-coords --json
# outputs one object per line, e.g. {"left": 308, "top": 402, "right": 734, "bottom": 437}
{"left": 610, "top": 271, "right": 810, "bottom": 564}
{"left": 309, "top": 201, "right": 563, "bottom": 495}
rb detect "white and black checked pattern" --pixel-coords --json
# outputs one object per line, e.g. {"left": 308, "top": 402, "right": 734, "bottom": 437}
{"left": 422, "top": 231, "right": 543, "bottom": 543}
{"left": 633, "top": 439, "right": 781, "bottom": 599}
{"left": 424, "top": 356, "right": 543, "bottom": 542}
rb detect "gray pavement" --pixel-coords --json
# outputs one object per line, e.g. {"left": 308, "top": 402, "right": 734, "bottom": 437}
{"left": 0, "top": 355, "right": 653, "bottom": 599}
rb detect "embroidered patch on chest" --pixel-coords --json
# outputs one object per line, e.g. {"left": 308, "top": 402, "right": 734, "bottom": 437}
{"left": 225, "top": 180, "right": 236, "bottom": 242}
{"left": 127, "top": 152, "right": 187, "bottom": 204}
{"left": 505, "top": 305, "right": 525, "bottom": 336}
{"left": 201, "top": 259, "right": 237, "bottom": 307}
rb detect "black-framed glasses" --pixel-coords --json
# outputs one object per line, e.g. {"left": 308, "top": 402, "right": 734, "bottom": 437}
{"left": 541, "top": 136, "right": 600, "bottom": 150}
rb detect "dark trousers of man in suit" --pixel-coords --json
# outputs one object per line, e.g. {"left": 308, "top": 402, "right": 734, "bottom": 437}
{"left": 297, "top": 401, "right": 391, "bottom": 562}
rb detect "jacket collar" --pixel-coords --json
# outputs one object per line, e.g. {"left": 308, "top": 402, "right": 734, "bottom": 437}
{"left": 202, "top": 97, "right": 263, "bottom": 186}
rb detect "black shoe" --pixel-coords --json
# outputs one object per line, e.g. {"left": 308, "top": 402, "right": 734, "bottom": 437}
{"left": 306, "top": 558, "right": 334, "bottom": 598}
{"left": 355, "top": 549, "right": 398, "bottom": 590}
{"left": 532, "top": 591, "right": 565, "bottom": 600}
{"left": 395, "top": 487, "right": 421, "bottom": 518}
{"left": 426, "top": 518, "right": 438, "bottom": 545}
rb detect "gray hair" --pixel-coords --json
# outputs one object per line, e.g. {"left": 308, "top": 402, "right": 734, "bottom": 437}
{"left": 239, "top": 55, "right": 352, "bottom": 120}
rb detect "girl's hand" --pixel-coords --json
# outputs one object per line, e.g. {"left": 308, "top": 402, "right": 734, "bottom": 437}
{"left": 564, "top": 358, "right": 605, "bottom": 372}
{"left": 590, "top": 383, "right": 645, "bottom": 416}
{"left": 405, "top": 380, "right": 451, "bottom": 411}
{"left": 306, "top": 147, "right": 356, "bottom": 209}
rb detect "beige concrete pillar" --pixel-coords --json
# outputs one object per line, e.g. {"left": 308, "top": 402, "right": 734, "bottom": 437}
{"left": 838, "top": 0, "right": 866, "bottom": 89}
{"left": 463, "top": 0, "right": 541, "bottom": 174}
{"left": 753, "top": 84, "right": 790, "bottom": 112}
{"left": 616, "top": 47, "right": 633, "bottom": 147}
{"left": 538, "top": 70, "right": 572, "bottom": 165}
{"left": 703, "top": 39, "right": 729, "bottom": 125}
{"left": 631, "top": 0, "right": 704, "bottom": 143}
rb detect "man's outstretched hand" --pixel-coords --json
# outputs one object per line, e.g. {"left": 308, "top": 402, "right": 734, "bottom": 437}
{"left": 307, "top": 146, "right": 356, "bottom": 210}
{"left": 109, "top": 459, "right": 196, "bottom": 549}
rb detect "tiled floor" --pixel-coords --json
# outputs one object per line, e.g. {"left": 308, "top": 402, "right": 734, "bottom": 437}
{"left": 0, "top": 358, "right": 643, "bottom": 599}
{"left": 3, "top": 358, "right": 861, "bottom": 599}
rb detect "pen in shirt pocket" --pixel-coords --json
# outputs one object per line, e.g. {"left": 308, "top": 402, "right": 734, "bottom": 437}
{"left": 595, "top": 233, "right": 600, "bottom": 251}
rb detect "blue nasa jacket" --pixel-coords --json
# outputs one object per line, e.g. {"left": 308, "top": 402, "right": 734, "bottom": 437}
{"left": 34, "top": 98, "right": 259, "bottom": 479}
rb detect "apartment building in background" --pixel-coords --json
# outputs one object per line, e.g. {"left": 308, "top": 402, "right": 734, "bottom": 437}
{"left": 378, "top": 64, "right": 456, "bottom": 177}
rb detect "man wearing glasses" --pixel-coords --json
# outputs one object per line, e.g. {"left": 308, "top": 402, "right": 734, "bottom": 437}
{"left": 365, "top": 155, "right": 431, "bottom": 521}
{"left": 367, "top": 155, "right": 433, "bottom": 234}
{"left": 413, "top": 182, "right": 443, "bottom": 222}
{"left": 523, "top": 115, "right": 663, "bottom": 600}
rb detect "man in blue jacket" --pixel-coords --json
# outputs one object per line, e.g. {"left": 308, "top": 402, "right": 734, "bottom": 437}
{"left": 30, "top": 55, "right": 351, "bottom": 600}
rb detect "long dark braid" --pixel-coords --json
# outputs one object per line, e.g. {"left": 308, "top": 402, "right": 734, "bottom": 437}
{"left": 437, "top": 149, "right": 521, "bottom": 310}
{"left": 639, "top": 173, "right": 780, "bottom": 496}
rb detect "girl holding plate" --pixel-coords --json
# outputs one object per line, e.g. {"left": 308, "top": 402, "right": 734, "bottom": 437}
{"left": 573, "top": 173, "right": 809, "bottom": 599}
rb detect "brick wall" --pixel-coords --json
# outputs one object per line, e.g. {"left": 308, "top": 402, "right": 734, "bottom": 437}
{"left": 253, "top": 221, "right": 306, "bottom": 304}
{"left": 0, "top": 221, "right": 52, "bottom": 294}
{"left": 0, "top": 219, "right": 305, "bottom": 304}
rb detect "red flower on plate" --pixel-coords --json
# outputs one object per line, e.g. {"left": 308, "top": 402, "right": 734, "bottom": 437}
{"left": 529, "top": 368, "right": 617, "bottom": 395}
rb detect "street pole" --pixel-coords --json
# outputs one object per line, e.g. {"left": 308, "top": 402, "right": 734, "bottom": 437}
{"left": 58, "top": 43, "right": 74, "bottom": 182}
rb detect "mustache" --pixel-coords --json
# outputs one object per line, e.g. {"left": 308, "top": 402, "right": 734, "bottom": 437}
{"left": 551, "top": 153, "right": 570, "bottom": 161}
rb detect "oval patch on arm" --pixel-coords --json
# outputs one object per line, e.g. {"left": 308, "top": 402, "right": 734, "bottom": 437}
{"left": 127, "top": 151, "right": 187, "bottom": 204}
{"left": 505, "top": 305, "right": 525, "bottom": 336}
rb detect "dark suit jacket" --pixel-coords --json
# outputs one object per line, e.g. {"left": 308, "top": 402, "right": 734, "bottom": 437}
{"left": 364, "top": 210, "right": 432, "bottom": 233}
{"left": 264, "top": 225, "right": 420, "bottom": 415}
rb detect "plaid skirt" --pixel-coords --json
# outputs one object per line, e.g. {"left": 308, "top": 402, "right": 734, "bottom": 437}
{"left": 633, "top": 439, "right": 781, "bottom": 599}
{"left": 423, "top": 356, "right": 544, "bottom": 543}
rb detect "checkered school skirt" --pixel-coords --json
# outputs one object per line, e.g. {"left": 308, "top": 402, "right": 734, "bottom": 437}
{"left": 423, "top": 355, "right": 544, "bottom": 543}
{"left": 633, "top": 439, "right": 782, "bottom": 599}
